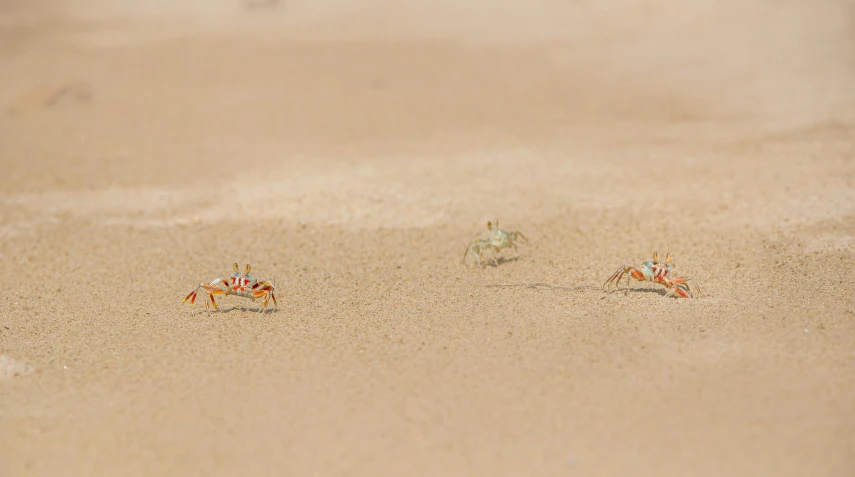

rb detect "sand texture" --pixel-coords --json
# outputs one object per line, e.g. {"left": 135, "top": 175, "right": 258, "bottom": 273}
{"left": 1, "top": 1, "right": 854, "bottom": 476}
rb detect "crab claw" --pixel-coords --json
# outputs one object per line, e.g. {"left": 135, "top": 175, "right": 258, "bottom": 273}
{"left": 184, "top": 290, "right": 198, "bottom": 305}
{"left": 668, "top": 276, "right": 700, "bottom": 298}
{"left": 665, "top": 284, "right": 693, "bottom": 298}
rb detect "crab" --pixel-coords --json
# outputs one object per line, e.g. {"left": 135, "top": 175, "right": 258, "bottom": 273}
{"left": 462, "top": 219, "right": 528, "bottom": 267}
{"left": 603, "top": 252, "right": 700, "bottom": 298}
{"left": 183, "top": 263, "right": 278, "bottom": 312}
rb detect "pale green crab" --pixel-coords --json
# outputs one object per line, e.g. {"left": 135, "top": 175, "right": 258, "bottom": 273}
{"left": 462, "top": 219, "right": 528, "bottom": 267}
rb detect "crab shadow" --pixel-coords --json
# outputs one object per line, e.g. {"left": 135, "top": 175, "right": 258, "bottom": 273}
{"left": 190, "top": 306, "right": 278, "bottom": 316}
{"left": 602, "top": 286, "right": 676, "bottom": 298}
{"left": 483, "top": 283, "right": 680, "bottom": 298}
{"left": 471, "top": 256, "right": 520, "bottom": 268}
{"left": 481, "top": 283, "right": 598, "bottom": 293}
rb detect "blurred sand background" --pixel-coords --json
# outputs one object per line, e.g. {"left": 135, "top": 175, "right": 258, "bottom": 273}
{"left": 1, "top": 0, "right": 854, "bottom": 475}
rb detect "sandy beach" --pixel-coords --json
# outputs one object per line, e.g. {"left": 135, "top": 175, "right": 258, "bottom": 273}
{"left": 1, "top": 1, "right": 854, "bottom": 475}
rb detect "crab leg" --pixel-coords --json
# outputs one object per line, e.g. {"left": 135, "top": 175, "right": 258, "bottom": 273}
{"left": 463, "top": 240, "right": 493, "bottom": 267}
{"left": 481, "top": 245, "right": 497, "bottom": 266}
{"left": 183, "top": 278, "right": 230, "bottom": 308}
{"left": 184, "top": 283, "right": 214, "bottom": 306}
{"left": 251, "top": 282, "right": 275, "bottom": 304}
{"left": 485, "top": 246, "right": 499, "bottom": 266}
{"left": 665, "top": 283, "right": 692, "bottom": 298}
{"left": 260, "top": 288, "right": 277, "bottom": 311}
{"left": 463, "top": 242, "right": 476, "bottom": 264}
{"left": 667, "top": 276, "right": 701, "bottom": 297}
{"left": 184, "top": 288, "right": 200, "bottom": 305}
{"left": 604, "top": 266, "right": 647, "bottom": 290}
{"left": 202, "top": 284, "right": 231, "bottom": 310}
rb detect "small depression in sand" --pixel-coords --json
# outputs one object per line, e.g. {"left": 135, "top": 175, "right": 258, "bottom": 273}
{"left": 0, "top": 355, "right": 34, "bottom": 380}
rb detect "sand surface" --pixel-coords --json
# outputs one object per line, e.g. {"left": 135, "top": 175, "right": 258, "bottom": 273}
{"left": 1, "top": 1, "right": 854, "bottom": 475}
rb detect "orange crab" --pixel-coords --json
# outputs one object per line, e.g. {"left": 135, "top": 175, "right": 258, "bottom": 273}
{"left": 183, "top": 263, "right": 278, "bottom": 312}
{"left": 604, "top": 252, "right": 700, "bottom": 298}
